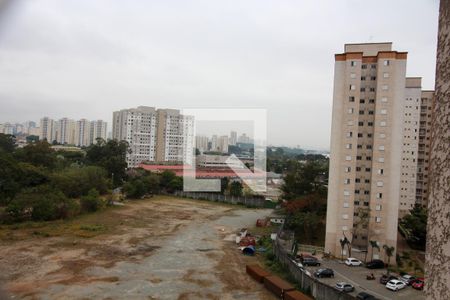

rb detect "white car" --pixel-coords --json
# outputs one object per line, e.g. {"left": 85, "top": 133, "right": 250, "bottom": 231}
{"left": 345, "top": 257, "right": 362, "bottom": 266}
{"left": 386, "top": 279, "right": 407, "bottom": 291}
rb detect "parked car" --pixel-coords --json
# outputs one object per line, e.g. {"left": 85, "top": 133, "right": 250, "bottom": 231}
{"left": 335, "top": 282, "right": 354, "bottom": 292}
{"left": 345, "top": 257, "right": 362, "bottom": 266}
{"left": 314, "top": 268, "right": 334, "bottom": 278}
{"left": 302, "top": 257, "right": 321, "bottom": 266}
{"left": 380, "top": 274, "right": 398, "bottom": 284}
{"left": 366, "top": 259, "right": 385, "bottom": 269}
{"left": 412, "top": 278, "right": 425, "bottom": 290}
{"left": 386, "top": 279, "right": 407, "bottom": 291}
{"left": 400, "top": 274, "right": 416, "bottom": 285}
{"left": 356, "top": 291, "right": 377, "bottom": 300}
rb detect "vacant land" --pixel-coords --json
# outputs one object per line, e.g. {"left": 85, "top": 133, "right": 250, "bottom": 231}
{"left": 0, "top": 196, "right": 275, "bottom": 299}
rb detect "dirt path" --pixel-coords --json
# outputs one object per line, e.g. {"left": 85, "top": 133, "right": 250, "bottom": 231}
{"left": 0, "top": 197, "right": 275, "bottom": 299}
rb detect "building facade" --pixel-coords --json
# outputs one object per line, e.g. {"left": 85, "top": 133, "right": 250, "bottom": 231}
{"left": 90, "top": 120, "right": 108, "bottom": 144}
{"left": 113, "top": 107, "right": 194, "bottom": 167}
{"left": 39, "top": 117, "right": 56, "bottom": 142}
{"left": 75, "top": 119, "right": 91, "bottom": 147}
{"left": 325, "top": 43, "right": 408, "bottom": 262}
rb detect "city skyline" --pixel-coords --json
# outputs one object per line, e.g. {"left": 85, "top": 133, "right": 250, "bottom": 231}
{"left": 0, "top": 0, "right": 439, "bottom": 150}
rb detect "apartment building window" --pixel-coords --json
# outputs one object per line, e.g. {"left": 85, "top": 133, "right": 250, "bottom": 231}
{"left": 357, "top": 144, "right": 362, "bottom": 149}
{"left": 361, "top": 76, "right": 366, "bottom": 80}
{"left": 362, "top": 64, "right": 367, "bottom": 69}
{"left": 360, "top": 99, "right": 365, "bottom": 104}
{"left": 378, "top": 157, "right": 385, "bottom": 163}
{"left": 358, "top": 121, "right": 364, "bottom": 126}
{"left": 365, "top": 179, "right": 370, "bottom": 183}
{"left": 343, "top": 214, "right": 349, "bottom": 220}
{"left": 382, "top": 85, "right": 388, "bottom": 90}
{"left": 378, "top": 169, "right": 384, "bottom": 175}
{"left": 344, "top": 179, "right": 351, "bottom": 184}
{"left": 370, "top": 76, "right": 376, "bottom": 80}
{"left": 376, "top": 205, "right": 382, "bottom": 211}
{"left": 383, "top": 72, "right": 389, "bottom": 78}
{"left": 377, "top": 192, "right": 383, "bottom": 199}
{"left": 366, "top": 145, "right": 372, "bottom": 150}
{"left": 379, "top": 145, "right": 385, "bottom": 151}
{"left": 363, "top": 202, "right": 369, "bottom": 206}
{"left": 345, "top": 167, "right": 351, "bottom": 172}
{"left": 342, "top": 225, "right": 348, "bottom": 231}
{"left": 380, "top": 121, "right": 386, "bottom": 127}
{"left": 383, "top": 60, "right": 390, "bottom": 66}
{"left": 346, "top": 143, "right": 352, "bottom": 149}
{"left": 347, "top": 120, "right": 354, "bottom": 126}
{"left": 350, "top": 84, "right": 356, "bottom": 90}
{"left": 357, "top": 133, "right": 363, "bottom": 138}
{"left": 356, "top": 167, "right": 361, "bottom": 171}
{"left": 359, "top": 110, "right": 365, "bottom": 115}
{"left": 370, "top": 87, "right": 375, "bottom": 92}
{"left": 351, "top": 61, "right": 356, "bottom": 67}
{"left": 356, "top": 155, "right": 362, "bottom": 160}
{"left": 349, "top": 96, "right": 355, "bottom": 102}
{"left": 368, "top": 110, "right": 374, "bottom": 115}
{"left": 365, "top": 167, "right": 371, "bottom": 172}
{"left": 377, "top": 181, "right": 384, "bottom": 187}
{"left": 368, "top": 122, "right": 374, "bottom": 126}
{"left": 355, "top": 178, "right": 360, "bottom": 183}
{"left": 375, "top": 217, "right": 381, "bottom": 223}
{"left": 380, "top": 109, "right": 387, "bottom": 115}
{"left": 366, "top": 156, "right": 372, "bottom": 161}
{"left": 345, "top": 155, "right": 352, "bottom": 161}
{"left": 379, "top": 133, "right": 386, "bottom": 138}
{"left": 348, "top": 108, "right": 354, "bottom": 114}
{"left": 343, "top": 202, "right": 349, "bottom": 208}
{"left": 354, "top": 190, "right": 360, "bottom": 194}
{"left": 354, "top": 201, "right": 360, "bottom": 205}
{"left": 350, "top": 73, "right": 356, "bottom": 78}
{"left": 347, "top": 132, "right": 353, "bottom": 137}
{"left": 381, "top": 97, "right": 388, "bottom": 102}
{"left": 367, "top": 133, "right": 373, "bottom": 138}
{"left": 360, "top": 87, "right": 366, "bottom": 92}
{"left": 371, "top": 64, "right": 376, "bottom": 69}
{"left": 364, "top": 190, "right": 370, "bottom": 195}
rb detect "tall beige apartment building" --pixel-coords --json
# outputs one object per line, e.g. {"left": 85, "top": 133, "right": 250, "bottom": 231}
{"left": 75, "top": 119, "right": 91, "bottom": 147}
{"left": 326, "top": 43, "right": 408, "bottom": 261}
{"left": 112, "top": 106, "right": 194, "bottom": 167}
{"left": 89, "top": 120, "right": 108, "bottom": 144}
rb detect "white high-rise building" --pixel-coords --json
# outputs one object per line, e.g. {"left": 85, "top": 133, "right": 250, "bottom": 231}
{"left": 218, "top": 135, "right": 229, "bottom": 153}
{"left": 230, "top": 131, "right": 237, "bottom": 145}
{"left": 210, "top": 135, "right": 218, "bottom": 151}
{"left": 90, "top": 120, "right": 108, "bottom": 144}
{"left": 75, "top": 119, "right": 91, "bottom": 147}
{"left": 55, "top": 118, "right": 76, "bottom": 145}
{"left": 113, "top": 107, "right": 194, "bottom": 167}
{"left": 39, "top": 117, "right": 56, "bottom": 142}
{"left": 195, "top": 136, "right": 209, "bottom": 153}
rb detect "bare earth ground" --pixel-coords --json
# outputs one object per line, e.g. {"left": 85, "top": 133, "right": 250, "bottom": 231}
{"left": 0, "top": 196, "right": 275, "bottom": 300}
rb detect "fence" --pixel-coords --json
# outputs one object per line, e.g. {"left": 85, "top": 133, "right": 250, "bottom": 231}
{"left": 174, "top": 191, "right": 270, "bottom": 208}
{"left": 273, "top": 237, "right": 355, "bottom": 300}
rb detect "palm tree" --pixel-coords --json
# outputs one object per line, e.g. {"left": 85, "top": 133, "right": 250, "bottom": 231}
{"left": 339, "top": 236, "right": 350, "bottom": 261}
{"left": 383, "top": 244, "right": 395, "bottom": 274}
{"left": 369, "top": 240, "right": 380, "bottom": 260}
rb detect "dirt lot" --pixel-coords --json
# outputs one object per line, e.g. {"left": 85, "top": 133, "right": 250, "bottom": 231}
{"left": 0, "top": 196, "right": 276, "bottom": 300}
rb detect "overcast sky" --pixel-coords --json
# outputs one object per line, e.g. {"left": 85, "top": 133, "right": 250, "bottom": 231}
{"left": 0, "top": 0, "right": 439, "bottom": 149}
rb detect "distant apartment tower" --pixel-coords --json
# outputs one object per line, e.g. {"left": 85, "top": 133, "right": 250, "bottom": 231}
{"left": 217, "top": 135, "right": 229, "bottom": 153}
{"left": 39, "top": 117, "right": 56, "bottom": 142}
{"left": 113, "top": 106, "right": 158, "bottom": 167}
{"left": 113, "top": 107, "right": 194, "bottom": 167}
{"left": 195, "top": 136, "right": 209, "bottom": 153}
{"left": 55, "top": 118, "right": 76, "bottom": 145}
{"left": 90, "top": 120, "right": 108, "bottom": 144}
{"left": 325, "top": 43, "right": 408, "bottom": 262}
{"left": 238, "top": 133, "right": 251, "bottom": 144}
{"left": 75, "top": 119, "right": 91, "bottom": 147}
{"left": 230, "top": 131, "right": 237, "bottom": 145}
{"left": 416, "top": 90, "right": 434, "bottom": 207}
{"left": 155, "top": 109, "right": 194, "bottom": 163}
{"left": 210, "top": 135, "right": 218, "bottom": 151}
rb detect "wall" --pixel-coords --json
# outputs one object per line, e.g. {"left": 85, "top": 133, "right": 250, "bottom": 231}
{"left": 174, "top": 191, "right": 268, "bottom": 208}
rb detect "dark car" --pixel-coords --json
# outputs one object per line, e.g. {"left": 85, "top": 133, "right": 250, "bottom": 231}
{"left": 380, "top": 274, "right": 398, "bottom": 284}
{"left": 356, "top": 291, "right": 377, "bottom": 300}
{"left": 366, "top": 259, "right": 385, "bottom": 269}
{"left": 302, "top": 257, "right": 321, "bottom": 266}
{"left": 314, "top": 268, "right": 334, "bottom": 278}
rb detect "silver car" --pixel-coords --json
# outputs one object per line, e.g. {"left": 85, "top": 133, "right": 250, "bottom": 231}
{"left": 335, "top": 282, "right": 355, "bottom": 292}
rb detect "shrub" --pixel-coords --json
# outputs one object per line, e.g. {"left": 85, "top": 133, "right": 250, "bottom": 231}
{"left": 80, "top": 189, "right": 102, "bottom": 212}
{"left": 6, "top": 185, "right": 78, "bottom": 222}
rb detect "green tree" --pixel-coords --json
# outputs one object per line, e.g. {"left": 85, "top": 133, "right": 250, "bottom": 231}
{"left": 400, "top": 204, "right": 427, "bottom": 250}
{"left": 369, "top": 240, "right": 380, "bottom": 261}
{"left": 0, "top": 134, "right": 16, "bottom": 153}
{"left": 281, "top": 160, "right": 327, "bottom": 200}
{"left": 15, "top": 141, "right": 56, "bottom": 169}
{"left": 51, "top": 166, "right": 109, "bottom": 198}
{"left": 85, "top": 139, "right": 128, "bottom": 187}
{"left": 230, "top": 181, "right": 243, "bottom": 197}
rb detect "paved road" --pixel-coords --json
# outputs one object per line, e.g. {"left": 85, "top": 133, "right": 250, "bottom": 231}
{"left": 303, "top": 259, "right": 425, "bottom": 300}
